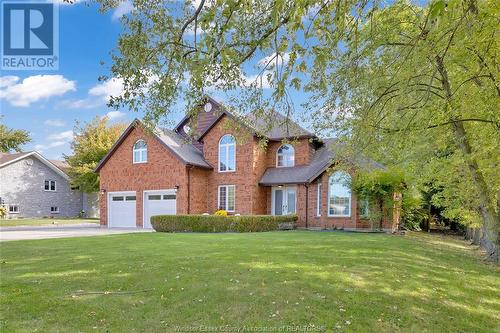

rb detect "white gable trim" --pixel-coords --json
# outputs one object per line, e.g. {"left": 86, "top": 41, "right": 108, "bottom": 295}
{"left": 0, "top": 151, "right": 69, "bottom": 180}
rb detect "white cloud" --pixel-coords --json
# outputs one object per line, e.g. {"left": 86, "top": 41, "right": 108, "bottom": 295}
{"left": 34, "top": 141, "right": 67, "bottom": 152}
{"left": 257, "top": 52, "right": 290, "bottom": 68}
{"left": 88, "top": 78, "right": 124, "bottom": 100}
{"left": 242, "top": 71, "right": 273, "bottom": 89}
{"left": 0, "top": 75, "right": 76, "bottom": 107}
{"left": 62, "top": 77, "right": 124, "bottom": 109}
{"left": 104, "top": 111, "right": 126, "bottom": 120}
{"left": 44, "top": 119, "right": 65, "bottom": 127}
{"left": 0, "top": 76, "right": 19, "bottom": 88}
{"left": 112, "top": 1, "right": 134, "bottom": 20}
{"left": 48, "top": 130, "right": 74, "bottom": 141}
{"left": 34, "top": 130, "right": 74, "bottom": 153}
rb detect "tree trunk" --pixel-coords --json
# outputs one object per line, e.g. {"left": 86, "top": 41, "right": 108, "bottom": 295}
{"left": 437, "top": 56, "right": 500, "bottom": 261}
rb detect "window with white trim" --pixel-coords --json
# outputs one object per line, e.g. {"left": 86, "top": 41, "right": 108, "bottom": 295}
{"left": 328, "top": 171, "right": 351, "bottom": 217}
{"left": 50, "top": 206, "right": 59, "bottom": 214}
{"left": 218, "top": 185, "right": 235, "bottom": 212}
{"left": 9, "top": 205, "right": 19, "bottom": 214}
{"left": 276, "top": 144, "right": 295, "bottom": 167}
{"left": 316, "top": 183, "right": 322, "bottom": 216}
{"left": 219, "top": 135, "right": 236, "bottom": 172}
{"left": 44, "top": 180, "right": 56, "bottom": 191}
{"left": 133, "top": 140, "right": 147, "bottom": 163}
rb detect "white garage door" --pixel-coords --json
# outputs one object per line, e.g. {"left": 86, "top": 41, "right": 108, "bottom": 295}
{"left": 143, "top": 190, "right": 177, "bottom": 229}
{"left": 108, "top": 192, "right": 136, "bottom": 228}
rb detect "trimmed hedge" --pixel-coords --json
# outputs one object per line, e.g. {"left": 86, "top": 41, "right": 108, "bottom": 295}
{"left": 151, "top": 214, "right": 297, "bottom": 233}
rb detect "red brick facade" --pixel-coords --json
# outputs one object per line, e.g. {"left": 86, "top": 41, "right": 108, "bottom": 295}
{"left": 98, "top": 113, "right": 393, "bottom": 230}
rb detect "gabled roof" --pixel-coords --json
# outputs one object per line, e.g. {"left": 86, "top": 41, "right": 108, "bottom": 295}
{"left": 49, "top": 160, "right": 71, "bottom": 174}
{"left": 259, "top": 139, "right": 385, "bottom": 185}
{"left": 245, "top": 110, "right": 314, "bottom": 141}
{"left": 0, "top": 151, "right": 69, "bottom": 179}
{"left": 94, "top": 119, "right": 212, "bottom": 172}
{"left": 177, "top": 96, "right": 314, "bottom": 142}
{"left": 155, "top": 128, "right": 212, "bottom": 169}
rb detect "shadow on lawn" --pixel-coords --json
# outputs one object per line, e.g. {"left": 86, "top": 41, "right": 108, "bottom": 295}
{"left": 0, "top": 232, "right": 498, "bottom": 332}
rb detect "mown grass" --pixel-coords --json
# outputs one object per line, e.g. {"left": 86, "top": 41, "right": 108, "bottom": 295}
{"left": 0, "top": 218, "right": 99, "bottom": 227}
{"left": 0, "top": 231, "right": 498, "bottom": 332}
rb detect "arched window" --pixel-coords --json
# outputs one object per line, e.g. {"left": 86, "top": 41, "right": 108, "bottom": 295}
{"left": 219, "top": 134, "right": 236, "bottom": 172}
{"left": 133, "top": 140, "right": 147, "bottom": 163}
{"left": 276, "top": 144, "right": 295, "bottom": 167}
{"left": 328, "top": 171, "right": 351, "bottom": 217}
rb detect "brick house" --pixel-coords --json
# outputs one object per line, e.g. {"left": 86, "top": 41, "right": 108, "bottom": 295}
{"left": 95, "top": 97, "right": 391, "bottom": 230}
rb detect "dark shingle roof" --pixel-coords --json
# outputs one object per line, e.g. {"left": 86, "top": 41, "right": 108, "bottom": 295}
{"left": 49, "top": 160, "right": 70, "bottom": 174}
{"left": 156, "top": 128, "right": 212, "bottom": 169}
{"left": 0, "top": 151, "right": 32, "bottom": 166}
{"left": 259, "top": 139, "right": 384, "bottom": 185}
{"left": 245, "top": 110, "right": 313, "bottom": 140}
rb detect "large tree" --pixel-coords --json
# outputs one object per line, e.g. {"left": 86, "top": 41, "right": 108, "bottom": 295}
{"left": 65, "top": 117, "right": 126, "bottom": 192}
{"left": 0, "top": 122, "right": 31, "bottom": 153}
{"left": 97, "top": 0, "right": 499, "bottom": 259}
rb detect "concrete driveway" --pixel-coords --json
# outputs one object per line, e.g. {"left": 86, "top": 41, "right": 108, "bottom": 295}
{"left": 0, "top": 223, "right": 152, "bottom": 242}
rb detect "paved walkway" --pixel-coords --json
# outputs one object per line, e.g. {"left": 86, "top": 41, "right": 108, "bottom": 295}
{"left": 0, "top": 223, "right": 151, "bottom": 242}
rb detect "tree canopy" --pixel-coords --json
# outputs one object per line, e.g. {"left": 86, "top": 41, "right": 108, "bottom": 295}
{"left": 65, "top": 117, "right": 126, "bottom": 193}
{"left": 0, "top": 122, "right": 31, "bottom": 153}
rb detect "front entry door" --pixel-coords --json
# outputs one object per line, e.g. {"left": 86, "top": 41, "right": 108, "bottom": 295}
{"left": 272, "top": 186, "right": 297, "bottom": 215}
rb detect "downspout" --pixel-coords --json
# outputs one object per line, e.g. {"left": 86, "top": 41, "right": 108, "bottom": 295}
{"left": 187, "top": 166, "right": 191, "bottom": 214}
{"left": 305, "top": 183, "right": 309, "bottom": 229}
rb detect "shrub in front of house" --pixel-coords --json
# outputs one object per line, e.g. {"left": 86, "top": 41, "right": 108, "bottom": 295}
{"left": 151, "top": 214, "right": 297, "bottom": 233}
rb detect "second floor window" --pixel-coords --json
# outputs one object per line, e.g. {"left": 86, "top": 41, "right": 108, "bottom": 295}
{"left": 219, "top": 134, "right": 236, "bottom": 172}
{"left": 133, "top": 140, "right": 147, "bottom": 163}
{"left": 44, "top": 180, "right": 56, "bottom": 191}
{"left": 276, "top": 144, "right": 295, "bottom": 167}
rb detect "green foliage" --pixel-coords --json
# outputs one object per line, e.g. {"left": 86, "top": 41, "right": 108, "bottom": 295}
{"left": 401, "top": 194, "right": 426, "bottom": 231}
{"left": 151, "top": 214, "right": 297, "bottom": 233}
{"left": 0, "top": 206, "right": 6, "bottom": 219}
{"left": 352, "top": 168, "right": 405, "bottom": 230}
{"left": 0, "top": 123, "right": 31, "bottom": 153}
{"left": 65, "top": 117, "right": 126, "bottom": 193}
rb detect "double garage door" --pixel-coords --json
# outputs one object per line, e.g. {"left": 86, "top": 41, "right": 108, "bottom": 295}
{"left": 108, "top": 190, "right": 176, "bottom": 228}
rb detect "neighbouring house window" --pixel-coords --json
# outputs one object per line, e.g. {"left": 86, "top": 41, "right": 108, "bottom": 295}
{"left": 218, "top": 185, "right": 235, "bottom": 212}
{"left": 328, "top": 171, "right": 351, "bottom": 217}
{"left": 50, "top": 206, "right": 59, "bottom": 213}
{"left": 316, "top": 183, "right": 322, "bottom": 216}
{"left": 133, "top": 140, "right": 147, "bottom": 163}
{"left": 44, "top": 180, "right": 56, "bottom": 191}
{"left": 219, "top": 135, "right": 236, "bottom": 172}
{"left": 360, "top": 199, "right": 370, "bottom": 218}
{"left": 276, "top": 144, "right": 295, "bottom": 167}
{"left": 9, "top": 205, "right": 19, "bottom": 214}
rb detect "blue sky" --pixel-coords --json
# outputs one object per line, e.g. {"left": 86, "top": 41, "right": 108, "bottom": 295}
{"left": 1, "top": 1, "right": 163, "bottom": 159}
{"left": 0, "top": 1, "right": 313, "bottom": 159}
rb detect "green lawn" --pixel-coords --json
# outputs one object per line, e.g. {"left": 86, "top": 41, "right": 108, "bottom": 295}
{"left": 0, "top": 232, "right": 498, "bottom": 332}
{"left": 0, "top": 218, "right": 99, "bottom": 227}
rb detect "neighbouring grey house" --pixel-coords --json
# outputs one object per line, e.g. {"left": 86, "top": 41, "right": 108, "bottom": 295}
{"left": 0, "top": 151, "right": 99, "bottom": 218}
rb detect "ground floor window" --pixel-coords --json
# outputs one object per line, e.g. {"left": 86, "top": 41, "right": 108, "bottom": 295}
{"left": 50, "top": 206, "right": 59, "bottom": 213}
{"left": 9, "top": 205, "right": 19, "bottom": 214}
{"left": 218, "top": 185, "right": 235, "bottom": 212}
{"left": 328, "top": 171, "right": 351, "bottom": 217}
